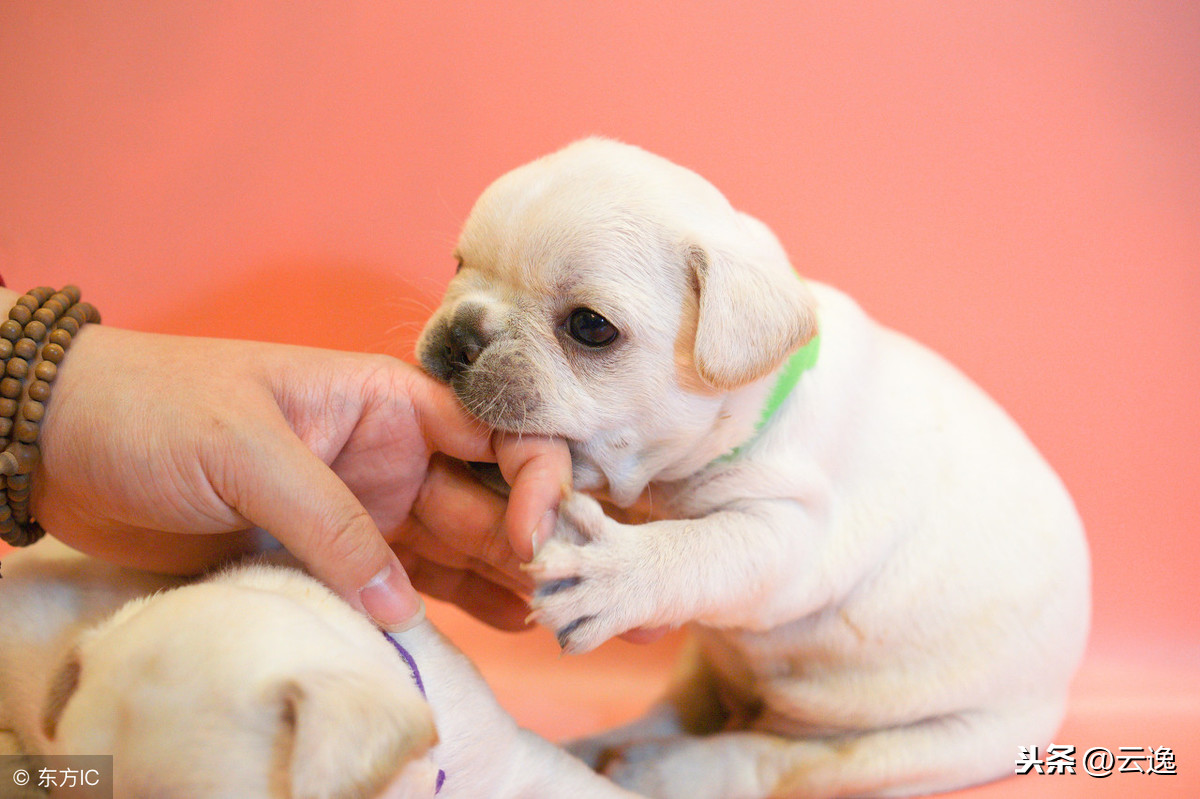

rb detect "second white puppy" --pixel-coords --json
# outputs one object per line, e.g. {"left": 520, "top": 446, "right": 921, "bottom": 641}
{"left": 418, "top": 138, "right": 1091, "bottom": 798}
{"left": 0, "top": 539, "right": 640, "bottom": 799}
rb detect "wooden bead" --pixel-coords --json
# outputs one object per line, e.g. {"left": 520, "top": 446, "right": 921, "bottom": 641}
{"left": 11, "top": 420, "right": 37, "bottom": 444}
{"left": 3, "top": 525, "right": 32, "bottom": 548}
{"left": 14, "top": 338, "right": 37, "bottom": 360}
{"left": 56, "top": 316, "right": 79, "bottom": 336}
{"left": 41, "top": 342, "right": 65, "bottom": 364}
{"left": 16, "top": 524, "right": 44, "bottom": 547}
{"left": 27, "top": 380, "right": 50, "bottom": 402}
{"left": 3, "top": 442, "right": 38, "bottom": 474}
{"left": 23, "top": 320, "right": 47, "bottom": 341}
{"left": 0, "top": 286, "right": 95, "bottom": 548}
{"left": 4, "top": 358, "right": 27, "bottom": 379}
{"left": 22, "top": 400, "right": 44, "bottom": 423}
{"left": 33, "top": 360, "right": 56, "bottom": 383}
{"left": 7, "top": 304, "right": 31, "bottom": 325}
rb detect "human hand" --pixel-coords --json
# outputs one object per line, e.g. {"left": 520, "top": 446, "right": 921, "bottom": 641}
{"left": 30, "top": 323, "right": 571, "bottom": 630}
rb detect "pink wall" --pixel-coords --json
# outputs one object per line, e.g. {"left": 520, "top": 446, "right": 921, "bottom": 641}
{"left": 2, "top": 2, "right": 1196, "bottom": 664}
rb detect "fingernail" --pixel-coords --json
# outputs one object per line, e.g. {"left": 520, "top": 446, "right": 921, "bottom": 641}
{"left": 359, "top": 561, "right": 424, "bottom": 632}
{"left": 532, "top": 509, "right": 556, "bottom": 556}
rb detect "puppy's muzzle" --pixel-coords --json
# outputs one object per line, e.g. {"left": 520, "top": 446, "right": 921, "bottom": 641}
{"left": 422, "top": 304, "right": 490, "bottom": 382}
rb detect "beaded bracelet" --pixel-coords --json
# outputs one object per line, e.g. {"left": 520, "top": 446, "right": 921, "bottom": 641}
{"left": 0, "top": 285, "right": 99, "bottom": 547}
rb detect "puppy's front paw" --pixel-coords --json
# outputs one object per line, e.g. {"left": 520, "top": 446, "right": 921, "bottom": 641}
{"left": 527, "top": 492, "right": 656, "bottom": 653}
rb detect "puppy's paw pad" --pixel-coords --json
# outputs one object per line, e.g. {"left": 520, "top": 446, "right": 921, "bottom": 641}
{"left": 533, "top": 576, "right": 582, "bottom": 599}
{"left": 555, "top": 615, "right": 596, "bottom": 651}
{"left": 528, "top": 494, "right": 658, "bottom": 652}
{"left": 529, "top": 577, "right": 624, "bottom": 654}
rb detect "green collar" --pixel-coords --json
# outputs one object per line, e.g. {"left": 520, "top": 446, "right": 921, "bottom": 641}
{"left": 714, "top": 333, "right": 820, "bottom": 464}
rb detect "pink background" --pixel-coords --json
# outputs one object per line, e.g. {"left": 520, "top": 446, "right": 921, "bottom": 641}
{"left": 2, "top": 3, "right": 1196, "bottom": 796}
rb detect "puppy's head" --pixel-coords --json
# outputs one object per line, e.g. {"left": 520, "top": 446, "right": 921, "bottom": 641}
{"left": 41, "top": 566, "right": 436, "bottom": 799}
{"left": 419, "top": 138, "right": 816, "bottom": 499}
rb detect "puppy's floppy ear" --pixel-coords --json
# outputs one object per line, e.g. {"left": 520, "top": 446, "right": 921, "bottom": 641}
{"left": 272, "top": 669, "right": 436, "bottom": 799}
{"left": 41, "top": 651, "right": 81, "bottom": 741}
{"left": 687, "top": 241, "right": 818, "bottom": 390}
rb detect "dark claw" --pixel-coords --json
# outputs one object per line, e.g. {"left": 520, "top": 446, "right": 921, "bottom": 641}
{"left": 556, "top": 615, "right": 594, "bottom": 649}
{"left": 535, "top": 576, "right": 582, "bottom": 599}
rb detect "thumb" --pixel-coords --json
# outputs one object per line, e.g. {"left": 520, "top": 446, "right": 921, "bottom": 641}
{"left": 215, "top": 421, "right": 423, "bottom": 630}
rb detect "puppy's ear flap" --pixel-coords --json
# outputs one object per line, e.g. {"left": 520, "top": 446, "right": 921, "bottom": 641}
{"left": 687, "top": 242, "right": 818, "bottom": 390}
{"left": 41, "top": 651, "right": 81, "bottom": 740}
{"left": 274, "top": 669, "right": 436, "bottom": 799}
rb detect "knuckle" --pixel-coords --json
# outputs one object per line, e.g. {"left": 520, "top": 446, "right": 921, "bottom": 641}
{"left": 309, "top": 505, "right": 383, "bottom": 572}
{"left": 477, "top": 525, "right": 515, "bottom": 570}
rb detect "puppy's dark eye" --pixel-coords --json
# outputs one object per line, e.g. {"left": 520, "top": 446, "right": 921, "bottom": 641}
{"left": 567, "top": 308, "right": 619, "bottom": 348}
{"left": 453, "top": 255, "right": 464, "bottom": 274}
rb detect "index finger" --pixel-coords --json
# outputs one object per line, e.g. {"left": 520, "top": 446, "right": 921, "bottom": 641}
{"left": 494, "top": 433, "right": 572, "bottom": 561}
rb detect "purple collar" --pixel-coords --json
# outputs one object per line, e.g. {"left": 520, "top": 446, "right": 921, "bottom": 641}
{"left": 382, "top": 631, "right": 446, "bottom": 795}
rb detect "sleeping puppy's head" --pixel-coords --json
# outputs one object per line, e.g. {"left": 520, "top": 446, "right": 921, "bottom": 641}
{"left": 40, "top": 566, "right": 438, "bottom": 799}
{"left": 419, "top": 138, "right": 816, "bottom": 505}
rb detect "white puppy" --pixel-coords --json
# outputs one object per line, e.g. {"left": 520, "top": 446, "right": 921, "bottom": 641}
{"left": 417, "top": 138, "right": 1091, "bottom": 798}
{"left": 0, "top": 540, "right": 640, "bottom": 799}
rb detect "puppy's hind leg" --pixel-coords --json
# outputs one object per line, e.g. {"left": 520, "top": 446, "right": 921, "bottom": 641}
{"left": 567, "top": 638, "right": 731, "bottom": 768}
{"left": 511, "top": 729, "right": 648, "bottom": 798}
{"left": 604, "top": 702, "right": 1064, "bottom": 799}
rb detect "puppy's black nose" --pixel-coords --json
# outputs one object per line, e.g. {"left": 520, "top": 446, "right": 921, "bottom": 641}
{"left": 420, "top": 304, "right": 491, "bottom": 382}
{"left": 446, "top": 319, "right": 486, "bottom": 373}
